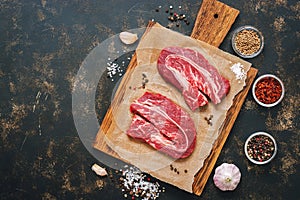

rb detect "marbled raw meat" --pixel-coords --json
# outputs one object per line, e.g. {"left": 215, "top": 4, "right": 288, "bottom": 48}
{"left": 126, "top": 92, "right": 196, "bottom": 159}
{"left": 157, "top": 47, "right": 230, "bottom": 110}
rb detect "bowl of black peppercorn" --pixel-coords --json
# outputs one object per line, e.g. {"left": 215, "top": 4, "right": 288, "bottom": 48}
{"left": 244, "top": 131, "right": 277, "bottom": 165}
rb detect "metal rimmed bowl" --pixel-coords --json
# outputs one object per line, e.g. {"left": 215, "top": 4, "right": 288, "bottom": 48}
{"left": 231, "top": 25, "right": 264, "bottom": 58}
{"left": 244, "top": 131, "right": 277, "bottom": 165}
{"left": 252, "top": 74, "right": 285, "bottom": 107}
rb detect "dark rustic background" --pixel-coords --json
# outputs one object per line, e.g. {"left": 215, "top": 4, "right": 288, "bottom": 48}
{"left": 0, "top": 0, "right": 299, "bottom": 199}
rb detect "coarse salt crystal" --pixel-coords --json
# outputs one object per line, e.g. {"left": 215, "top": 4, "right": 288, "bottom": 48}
{"left": 120, "top": 166, "right": 161, "bottom": 200}
{"left": 107, "top": 62, "right": 120, "bottom": 79}
{"left": 230, "top": 63, "right": 246, "bottom": 81}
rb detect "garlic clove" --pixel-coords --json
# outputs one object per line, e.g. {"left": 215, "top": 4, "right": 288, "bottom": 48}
{"left": 213, "top": 163, "right": 241, "bottom": 191}
{"left": 119, "top": 31, "right": 138, "bottom": 45}
{"left": 91, "top": 163, "right": 108, "bottom": 176}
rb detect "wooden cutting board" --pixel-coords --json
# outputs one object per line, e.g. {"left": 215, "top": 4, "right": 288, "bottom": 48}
{"left": 94, "top": 0, "right": 258, "bottom": 196}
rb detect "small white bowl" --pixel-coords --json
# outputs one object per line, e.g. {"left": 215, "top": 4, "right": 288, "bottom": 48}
{"left": 244, "top": 132, "right": 277, "bottom": 165}
{"left": 252, "top": 74, "right": 285, "bottom": 107}
{"left": 231, "top": 25, "right": 264, "bottom": 58}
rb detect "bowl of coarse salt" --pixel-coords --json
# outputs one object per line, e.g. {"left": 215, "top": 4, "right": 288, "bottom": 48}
{"left": 231, "top": 25, "right": 264, "bottom": 58}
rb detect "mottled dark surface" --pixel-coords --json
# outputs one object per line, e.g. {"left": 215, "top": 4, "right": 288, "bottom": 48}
{"left": 0, "top": 0, "right": 299, "bottom": 199}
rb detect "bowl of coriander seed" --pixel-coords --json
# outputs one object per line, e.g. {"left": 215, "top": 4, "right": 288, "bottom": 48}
{"left": 231, "top": 25, "right": 264, "bottom": 58}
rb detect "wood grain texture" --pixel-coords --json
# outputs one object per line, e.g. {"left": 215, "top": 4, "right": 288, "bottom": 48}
{"left": 94, "top": 1, "right": 258, "bottom": 196}
{"left": 191, "top": 0, "right": 240, "bottom": 47}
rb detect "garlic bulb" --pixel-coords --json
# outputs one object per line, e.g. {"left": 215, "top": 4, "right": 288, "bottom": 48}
{"left": 91, "top": 163, "right": 108, "bottom": 176}
{"left": 213, "top": 163, "right": 241, "bottom": 191}
{"left": 119, "top": 31, "right": 138, "bottom": 45}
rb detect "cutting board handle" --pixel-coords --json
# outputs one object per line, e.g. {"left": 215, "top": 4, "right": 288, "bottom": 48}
{"left": 191, "top": 0, "right": 240, "bottom": 47}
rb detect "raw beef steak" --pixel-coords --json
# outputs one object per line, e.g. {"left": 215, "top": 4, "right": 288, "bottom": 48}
{"left": 126, "top": 92, "right": 196, "bottom": 159}
{"left": 157, "top": 47, "right": 230, "bottom": 110}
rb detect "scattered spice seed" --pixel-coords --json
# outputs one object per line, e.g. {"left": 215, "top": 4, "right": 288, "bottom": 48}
{"left": 234, "top": 29, "right": 261, "bottom": 56}
{"left": 139, "top": 73, "right": 149, "bottom": 89}
{"left": 255, "top": 77, "right": 282, "bottom": 104}
{"left": 169, "top": 164, "right": 184, "bottom": 175}
{"left": 204, "top": 115, "right": 213, "bottom": 126}
{"left": 158, "top": 5, "right": 190, "bottom": 28}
